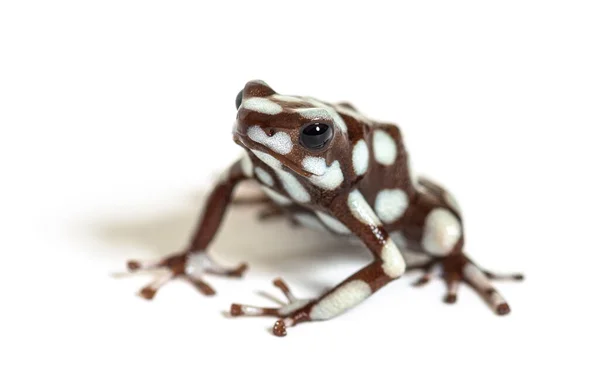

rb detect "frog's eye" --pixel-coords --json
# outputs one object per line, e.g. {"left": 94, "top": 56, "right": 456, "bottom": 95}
{"left": 300, "top": 123, "right": 333, "bottom": 150}
{"left": 235, "top": 89, "right": 243, "bottom": 109}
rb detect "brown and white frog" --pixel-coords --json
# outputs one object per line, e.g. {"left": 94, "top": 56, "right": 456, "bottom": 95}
{"left": 126, "top": 80, "right": 523, "bottom": 336}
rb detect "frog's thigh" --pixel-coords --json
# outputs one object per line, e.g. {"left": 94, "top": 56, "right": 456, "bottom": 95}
{"left": 421, "top": 208, "right": 462, "bottom": 256}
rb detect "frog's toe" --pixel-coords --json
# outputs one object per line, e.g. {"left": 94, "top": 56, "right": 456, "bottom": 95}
{"left": 229, "top": 278, "right": 314, "bottom": 336}
{"left": 125, "top": 251, "right": 246, "bottom": 299}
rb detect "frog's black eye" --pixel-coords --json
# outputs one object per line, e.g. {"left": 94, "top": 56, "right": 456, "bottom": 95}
{"left": 235, "top": 89, "right": 243, "bottom": 109}
{"left": 300, "top": 123, "right": 333, "bottom": 150}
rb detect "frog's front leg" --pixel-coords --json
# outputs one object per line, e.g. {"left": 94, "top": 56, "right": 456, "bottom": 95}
{"left": 125, "top": 161, "right": 249, "bottom": 299}
{"left": 229, "top": 190, "right": 406, "bottom": 336}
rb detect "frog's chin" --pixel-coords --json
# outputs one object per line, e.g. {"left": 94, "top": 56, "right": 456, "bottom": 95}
{"left": 233, "top": 134, "right": 313, "bottom": 178}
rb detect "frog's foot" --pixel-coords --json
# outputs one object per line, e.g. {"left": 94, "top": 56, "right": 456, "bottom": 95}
{"left": 126, "top": 251, "right": 248, "bottom": 300}
{"left": 407, "top": 253, "right": 523, "bottom": 315}
{"left": 229, "top": 278, "right": 313, "bottom": 337}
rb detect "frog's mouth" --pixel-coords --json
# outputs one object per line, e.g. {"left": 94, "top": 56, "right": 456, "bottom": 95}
{"left": 233, "top": 133, "right": 313, "bottom": 177}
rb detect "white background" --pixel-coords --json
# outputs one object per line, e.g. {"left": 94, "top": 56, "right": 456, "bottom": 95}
{"left": 1, "top": 1, "right": 599, "bottom": 382}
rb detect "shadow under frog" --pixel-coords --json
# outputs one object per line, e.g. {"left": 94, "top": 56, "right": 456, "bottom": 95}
{"left": 90, "top": 184, "right": 382, "bottom": 293}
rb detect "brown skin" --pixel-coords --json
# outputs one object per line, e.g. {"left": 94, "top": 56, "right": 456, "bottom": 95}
{"left": 125, "top": 80, "right": 523, "bottom": 336}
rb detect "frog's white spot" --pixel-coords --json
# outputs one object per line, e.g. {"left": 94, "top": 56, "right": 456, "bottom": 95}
{"left": 373, "top": 130, "right": 397, "bottom": 166}
{"left": 252, "top": 150, "right": 310, "bottom": 203}
{"left": 374, "top": 189, "right": 409, "bottom": 224}
{"left": 241, "top": 97, "right": 283, "bottom": 115}
{"left": 315, "top": 211, "right": 351, "bottom": 235}
{"left": 252, "top": 150, "right": 281, "bottom": 170}
{"left": 261, "top": 186, "right": 292, "bottom": 205}
{"left": 347, "top": 190, "right": 382, "bottom": 226}
{"left": 380, "top": 238, "right": 406, "bottom": 278}
{"left": 462, "top": 263, "right": 489, "bottom": 288}
{"left": 352, "top": 139, "right": 369, "bottom": 176}
{"left": 309, "top": 160, "right": 343, "bottom": 190}
{"left": 336, "top": 104, "right": 368, "bottom": 122}
{"left": 302, "top": 156, "right": 327, "bottom": 176}
{"left": 247, "top": 126, "right": 293, "bottom": 155}
{"left": 279, "top": 171, "right": 311, "bottom": 203}
{"left": 462, "top": 263, "right": 506, "bottom": 309}
{"left": 293, "top": 213, "right": 324, "bottom": 231}
{"left": 422, "top": 208, "right": 462, "bottom": 256}
{"left": 240, "top": 151, "right": 253, "bottom": 177}
{"left": 310, "top": 280, "right": 372, "bottom": 320}
{"left": 304, "top": 98, "right": 348, "bottom": 133}
{"left": 254, "top": 167, "right": 273, "bottom": 186}
{"left": 272, "top": 94, "right": 304, "bottom": 103}
{"left": 390, "top": 231, "right": 408, "bottom": 248}
{"left": 297, "top": 108, "right": 331, "bottom": 121}
{"left": 185, "top": 251, "right": 210, "bottom": 278}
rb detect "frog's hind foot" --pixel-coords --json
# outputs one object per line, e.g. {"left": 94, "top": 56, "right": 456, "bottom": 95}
{"left": 407, "top": 253, "right": 523, "bottom": 315}
{"left": 229, "top": 278, "right": 313, "bottom": 337}
{"left": 126, "top": 252, "right": 248, "bottom": 300}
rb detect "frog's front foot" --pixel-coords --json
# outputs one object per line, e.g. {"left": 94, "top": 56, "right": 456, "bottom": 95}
{"left": 408, "top": 253, "right": 523, "bottom": 315}
{"left": 126, "top": 251, "right": 248, "bottom": 300}
{"left": 229, "top": 278, "right": 314, "bottom": 337}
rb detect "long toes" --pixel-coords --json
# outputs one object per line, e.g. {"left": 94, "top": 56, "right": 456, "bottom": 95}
{"left": 273, "top": 278, "right": 297, "bottom": 302}
{"left": 230, "top": 263, "right": 248, "bottom": 277}
{"left": 127, "top": 260, "right": 142, "bottom": 272}
{"left": 484, "top": 270, "right": 525, "bottom": 281}
{"left": 139, "top": 286, "right": 157, "bottom": 300}
{"left": 187, "top": 278, "right": 216, "bottom": 296}
{"left": 229, "top": 304, "right": 279, "bottom": 317}
{"left": 412, "top": 275, "right": 431, "bottom": 287}
{"left": 444, "top": 293, "right": 457, "bottom": 304}
{"left": 496, "top": 303, "right": 511, "bottom": 315}
{"left": 273, "top": 319, "right": 288, "bottom": 337}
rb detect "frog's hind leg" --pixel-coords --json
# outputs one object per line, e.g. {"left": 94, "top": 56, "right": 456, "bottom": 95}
{"left": 401, "top": 187, "right": 523, "bottom": 314}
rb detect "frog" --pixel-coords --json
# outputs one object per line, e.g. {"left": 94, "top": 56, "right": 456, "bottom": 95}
{"left": 126, "top": 80, "right": 523, "bottom": 337}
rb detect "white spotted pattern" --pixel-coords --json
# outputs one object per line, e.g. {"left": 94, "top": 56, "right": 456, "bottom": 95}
{"left": 347, "top": 190, "right": 382, "bottom": 227}
{"left": 251, "top": 150, "right": 311, "bottom": 203}
{"left": 352, "top": 140, "right": 369, "bottom": 176}
{"left": 254, "top": 167, "right": 273, "bottom": 186}
{"left": 247, "top": 126, "right": 293, "bottom": 155}
{"left": 240, "top": 151, "right": 253, "bottom": 177}
{"left": 252, "top": 150, "right": 281, "bottom": 170}
{"left": 310, "top": 280, "right": 372, "bottom": 320}
{"left": 309, "top": 160, "right": 343, "bottom": 190}
{"left": 336, "top": 104, "right": 368, "bottom": 122}
{"left": 272, "top": 94, "right": 304, "bottom": 103}
{"left": 374, "top": 189, "right": 409, "bottom": 224}
{"left": 373, "top": 130, "right": 397, "bottom": 165}
{"left": 315, "top": 211, "right": 351, "bottom": 234}
{"left": 261, "top": 186, "right": 292, "bottom": 205}
{"left": 278, "top": 171, "right": 310, "bottom": 203}
{"left": 380, "top": 238, "right": 406, "bottom": 278}
{"left": 293, "top": 213, "right": 324, "bottom": 231}
{"left": 302, "top": 156, "right": 327, "bottom": 176}
{"left": 421, "top": 208, "right": 462, "bottom": 256}
{"left": 297, "top": 108, "right": 331, "bottom": 121}
{"left": 305, "top": 98, "right": 348, "bottom": 133}
{"left": 241, "top": 97, "right": 283, "bottom": 115}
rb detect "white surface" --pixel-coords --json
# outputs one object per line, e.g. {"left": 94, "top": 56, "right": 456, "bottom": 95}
{"left": 1, "top": 1, "right": 599, "bottom": 382}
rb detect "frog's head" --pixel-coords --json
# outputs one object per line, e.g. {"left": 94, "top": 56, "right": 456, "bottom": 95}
{"left": 232, "top": 80, "right": 355, "bottom": 186}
